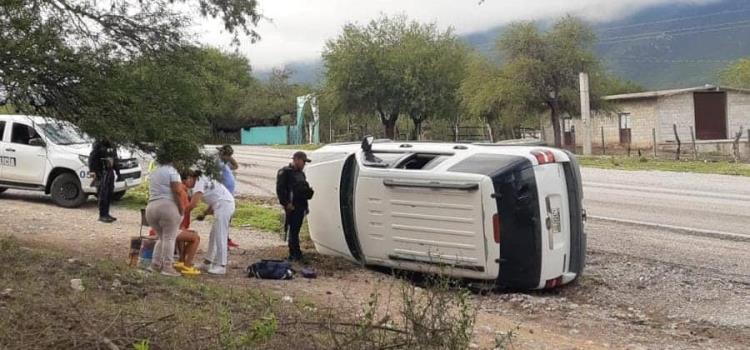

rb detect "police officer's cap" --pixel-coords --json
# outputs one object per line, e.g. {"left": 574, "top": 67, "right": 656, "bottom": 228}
{"left": 293, "top": 151, "right": 311, "bottom": 163}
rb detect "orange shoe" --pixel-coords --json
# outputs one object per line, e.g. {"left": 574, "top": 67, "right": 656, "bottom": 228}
{"left": 228, "top": 239, "right": 239, "bottom": 248}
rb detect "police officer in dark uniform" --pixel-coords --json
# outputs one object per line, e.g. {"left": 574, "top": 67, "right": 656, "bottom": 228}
{"left": 276, "top": 151, "right": 314, "bottom": 261}
{"left": 89, "top": 139, "right": 119, "bottom": 223}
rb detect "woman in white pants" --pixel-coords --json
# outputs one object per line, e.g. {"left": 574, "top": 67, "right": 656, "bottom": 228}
{"left": 183, "top": 170, "right": 236, "bottom": 275}
{"left": 146, "top": 161, "right": 183, "bottom": 277}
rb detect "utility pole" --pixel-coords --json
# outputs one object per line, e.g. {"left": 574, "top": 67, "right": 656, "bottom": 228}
{"left": 579, "top": 72, "right": 592, "bottom": 155}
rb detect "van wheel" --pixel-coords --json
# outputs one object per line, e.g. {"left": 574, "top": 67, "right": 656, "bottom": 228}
{"left": 50, "top": 173, "right": 88, "bottom": 208}
{"left": 112, "top": 190, "right": 126, "bottom": 201}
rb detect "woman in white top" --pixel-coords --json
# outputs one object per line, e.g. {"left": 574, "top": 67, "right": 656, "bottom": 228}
{"left": 145, "top": 154, "right": 184, "bottom": 277}
{"left": 183, "top": 169, "right": 235, "bottom": 275}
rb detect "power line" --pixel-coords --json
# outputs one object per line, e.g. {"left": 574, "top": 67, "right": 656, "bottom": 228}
{"left": 598, "top": 8, "right": 750, "bottom": 33}
{"left": 604, "top": 57, "right": 735, "bottom": 64}
{"left": 598, "top": 20, "right": 750, "bottom": 45}
{"left": 599, "top": 19, "right": 750, "bottom": 42}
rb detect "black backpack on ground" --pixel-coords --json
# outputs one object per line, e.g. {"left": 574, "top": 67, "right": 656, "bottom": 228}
{"left": 246, "top": 260, "right": 294, "bottom": 280}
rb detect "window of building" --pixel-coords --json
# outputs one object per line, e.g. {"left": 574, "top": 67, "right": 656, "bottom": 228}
{"left": 619, "top": 113, "right": 631, "bottom": 130}
{"left": 563, "top": 119, "right": 573, "bottom": 132}
{"left": 619, "top": 113, "right": 632, "bottom": 144}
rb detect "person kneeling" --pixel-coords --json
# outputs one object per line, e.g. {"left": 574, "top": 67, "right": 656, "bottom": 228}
{"left": 183, "top": 170, "right": 235, "bottom": 275}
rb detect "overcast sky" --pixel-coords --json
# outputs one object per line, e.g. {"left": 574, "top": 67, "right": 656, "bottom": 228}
{"left": 192, "top": 0, "right": 717, "bottom": 71}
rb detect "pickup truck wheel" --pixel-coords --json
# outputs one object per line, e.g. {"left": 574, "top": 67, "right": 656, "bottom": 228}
{"left": 112, "top": 190, "right": 126, "bottom": 201}
{"left": 50, "top": 173, "right": 88, "bottom": 208}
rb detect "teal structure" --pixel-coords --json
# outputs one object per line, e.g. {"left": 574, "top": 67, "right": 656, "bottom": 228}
{"left": 240, "top": 94, "right": 319, "bottom": 145}
{"left": 241, "top": 125, "right": 289, "bottom": 145}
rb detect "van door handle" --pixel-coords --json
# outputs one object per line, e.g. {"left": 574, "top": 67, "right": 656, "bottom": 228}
{"left": 383, "top": 179, "right": 479, "bottom": 191}
{"left": 5, "top": 148, "right": 15, "bottom": 152}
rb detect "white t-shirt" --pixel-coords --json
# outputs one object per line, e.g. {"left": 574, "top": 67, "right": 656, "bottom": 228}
{"left": 148, "top": 165, "right": 181, "bottom": 202}
{"left": 194, "top": 176, "right": 234, "bottom": 207}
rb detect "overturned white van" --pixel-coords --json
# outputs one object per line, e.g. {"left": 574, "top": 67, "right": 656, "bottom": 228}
{"left": 305, "top": 138, "right": 586, "bottom": 290}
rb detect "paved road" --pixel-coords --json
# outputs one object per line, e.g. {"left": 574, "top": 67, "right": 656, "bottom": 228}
{"left": 582, "top": 167, "right": 750, "bottom": 237}
{"left": 231, "top": 145, "right": 750, "bottom": 238}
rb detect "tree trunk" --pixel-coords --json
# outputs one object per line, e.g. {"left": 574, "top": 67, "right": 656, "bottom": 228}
{"left": 411, "top": 117, "right": 423, "bottom": 141}
{"left": 382, "top": 114, "right": 398, "bottom": 139}
{"left": 550, "top": 103, "right": 562, "bottom": 148}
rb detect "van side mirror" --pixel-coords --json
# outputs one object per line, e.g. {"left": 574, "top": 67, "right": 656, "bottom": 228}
{"left": 29, "top": 137, "right": 46, "bottom": 147}
{"left": 361, "top": 135, "right": 374, "bottom": 152}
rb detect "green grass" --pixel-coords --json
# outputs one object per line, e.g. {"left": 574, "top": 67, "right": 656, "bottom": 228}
{"left": 578, "top": 156, "right": 750, "bottom": 177}
{"left": 232, "top": 201, "right": 283, "bottom": 232}
{"left": 270, "top": 144, "right": 323, "bottom": 151}
{"left": 117, "top": 184, "right": 298, "bottom": 235}
{"left": 117, "top": 182, "right": 150, "bottom": 210}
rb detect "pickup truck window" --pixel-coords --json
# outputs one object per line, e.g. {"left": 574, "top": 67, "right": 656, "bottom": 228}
{"left": 10, "top": 123, "right": 39, "bottom": 145}
{"left": 0, "top": 121, "right": 5, "bottom": 142}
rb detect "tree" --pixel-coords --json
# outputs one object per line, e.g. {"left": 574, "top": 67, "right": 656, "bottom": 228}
{"left": 323, "top": 15, "right": 466, "bottom": 139}
{"left": 497, "top": 16, "right": 602, "bottom": 147}
{"left": 231, "top": 68, "right": 313, "bottom": 130}
{"left": 323, "top": 16, "right": 406, "bottom": 139}
{"left": 460, "top": 54, "right": 536, "bottom": 141}
{"left": 399, "top": 23, "right": 467, "bottom": 140}
{"left": 1, "top": 0, "right": 261, "bottom": 164}
{"left": 720, "top": 58, "right": 750, "bottom": 89}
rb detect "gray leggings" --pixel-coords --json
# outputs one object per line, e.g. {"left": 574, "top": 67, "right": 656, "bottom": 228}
{"left": 146, "top": 198, "right": 181, "bottom": 269}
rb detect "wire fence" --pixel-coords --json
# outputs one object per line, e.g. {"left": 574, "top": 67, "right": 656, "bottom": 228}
{"left": 559, "top": 123, "right": 750, "bottom": 162}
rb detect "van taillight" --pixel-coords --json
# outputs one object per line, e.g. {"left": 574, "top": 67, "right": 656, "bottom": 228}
{"left": 531, "top": 150, "right": 556, "bottom": 165}
{"left": 492, "top": 214, "right": 501, "bottom": 243}
{"left": 544, "top": 276, "right": 563, "bottom": 288}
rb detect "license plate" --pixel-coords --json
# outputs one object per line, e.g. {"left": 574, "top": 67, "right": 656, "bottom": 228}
{"left": 125, "top": 178, "right": 134, "bottom": 187}
{"left": 549, "top": 208, "right": 561, "bottom": 233}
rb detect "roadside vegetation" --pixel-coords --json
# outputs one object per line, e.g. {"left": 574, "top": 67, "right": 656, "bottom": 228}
{"left": 578, "top": 156, "right": 750, "bottom": 177}
{"left": 271, "top": 144, "right": 324, "bottom": 151}
{"left": 0, "top": 237, "right": 477, "bottom": 350}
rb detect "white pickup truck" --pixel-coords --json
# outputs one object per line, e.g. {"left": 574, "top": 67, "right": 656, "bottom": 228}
{"left": 0, "top": 115, "right": 142, "bottom": 207}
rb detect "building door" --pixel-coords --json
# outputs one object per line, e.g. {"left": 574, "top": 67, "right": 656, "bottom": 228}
{"left": 563, "top": 119, "right": 575, "bottom": 147}
{"left": 694, "top": 92, "right": 727, "bottom": 140}
{"left": 619, "top": 113, "right": 632, "bottom": 144}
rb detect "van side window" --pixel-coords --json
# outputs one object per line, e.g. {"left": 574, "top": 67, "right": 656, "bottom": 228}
{"left": 10, "top": 123, "right": 38, "bottom": 145}
{"left": 395, "top": 154, "right": 449, "bottom": 170}
{"left": 0, "top": 121, "right": 5, "bottom": 142}
{"left": 362, "top": 152, "right": 405, "bottom": 168}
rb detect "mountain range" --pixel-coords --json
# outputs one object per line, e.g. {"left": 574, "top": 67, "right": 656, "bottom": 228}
{"left": 257, "top": 0, "right": 750, "bottom": 90}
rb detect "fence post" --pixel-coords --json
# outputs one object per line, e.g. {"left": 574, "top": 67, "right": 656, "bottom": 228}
{"left": 733, "top": 126, "right": 744, "bottom": 163}
{"left": 673, "top": 124, "right": 681, "bottom": 161}
{"left": 689, "top": 126, "right": 698, "bottom": 160}
{"left": 652, "top": 128, "right": 657, "bottom": 159}
{"left": 601, "top": 126, "right": 605, "bottom": 155}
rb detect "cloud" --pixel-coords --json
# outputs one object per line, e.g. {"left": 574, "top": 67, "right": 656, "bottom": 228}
{"left": 191, "top": 0, "right": 719, "bottom": 70}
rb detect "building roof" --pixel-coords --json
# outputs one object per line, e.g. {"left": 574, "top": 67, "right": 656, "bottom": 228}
{"left": 604, "top": 85, "right": 750, "bottom": 101}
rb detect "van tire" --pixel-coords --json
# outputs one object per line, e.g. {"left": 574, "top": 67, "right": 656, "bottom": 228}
{"left": 50, "top": 173, "right": 88, "bottom": 208}
{"left": 112, "top": 190, "right": 126, "bottom": 201}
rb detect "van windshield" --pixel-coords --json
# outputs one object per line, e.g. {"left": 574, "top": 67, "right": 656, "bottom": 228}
{"left": 38, "top": 122, "right": 91, "bottom": 145}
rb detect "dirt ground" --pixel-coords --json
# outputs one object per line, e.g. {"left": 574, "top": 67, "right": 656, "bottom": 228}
{"left": 1, "top": 190, "right": 748, "bottom": 349}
